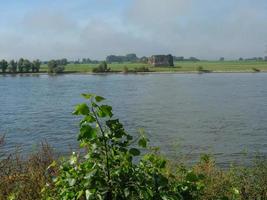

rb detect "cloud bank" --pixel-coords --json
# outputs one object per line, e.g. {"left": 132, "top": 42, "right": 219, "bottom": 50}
{"left": 0, "top": 0, "right": 267, "bottom": 60}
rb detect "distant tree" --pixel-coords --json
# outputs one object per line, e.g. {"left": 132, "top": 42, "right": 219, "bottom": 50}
{"left": 18, "top": 58, "right": 24, "bottom": 73}
{"left": 174, "top": 56, "right": 184, "bottom": 61}
{"left": 219, "top": 57, "right": 225, "bottom": 61}
{"left": 140, "top": 56, "right": 148, "bottom": 63}
{"left": 48, "top": 60, "right": 57, "bottom": 73}
{"left": 239, "top": 57, "right": 243, "bottom": 61}
{"left": 74, "top": 59, "right": 80, "bottom": 64}
{"left": 48, "top": 60, "right": 65, "bottom": 73}
{"left": 125, "top": 54, "right": 138, "bottom": 62}
{"left": 0, "top": 59, "right": 8, "bottom": 73}
{"left": 92, "top": 61, "right": 111, "bottom": 73}
{"left": 22, "top": 59, "right": 32, "bottom": 73}
{"left": 265, "top": 56, "right": 267, "bottom": 61}
{"left": 106, "top": 55, "right": 121, "bottom": 63}
{"left": 8, "top": 60, "right": 17, "bottom": 73}
{"left": 32, "top": 59, "right": 41, "bottom": 72}
{"left": 58, "top": 58, "right": 68, "bottom": 66}
{"left": 188, "top": 57, "right": 200, "bottom": 62}
{"left": 82, "top": 58, "right": 92, "bottom": 64}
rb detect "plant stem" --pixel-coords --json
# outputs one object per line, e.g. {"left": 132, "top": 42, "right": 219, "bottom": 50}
{"left": 91, "top": 104, "right": 112, "bottom": 199}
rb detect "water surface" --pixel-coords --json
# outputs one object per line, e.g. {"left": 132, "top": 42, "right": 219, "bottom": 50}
{"left": 0, "top": 73, "right": 266, "bottom": 167}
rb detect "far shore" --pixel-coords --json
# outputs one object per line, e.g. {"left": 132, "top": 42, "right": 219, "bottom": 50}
{"left": 1, "top": 70, "right": 267, "bottom": 76}
{"left": 1, "top": 60, "right": 267, "bottom": 75}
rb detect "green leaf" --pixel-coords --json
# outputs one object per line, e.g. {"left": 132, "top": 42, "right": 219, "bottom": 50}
{"left": 138, "top": 137, "right": 147, "bottom": 148}
{"left": 84, "top": 169, "right": 97, "bottom": 180}
{"left": 68, "top": 178, "right": 76, "bottom": 186}
{"left": 92, "top": 102, "right": 98, "bottom": 107}
{"left": 85, "top": 190, "right": 93, "bottom": 200}
{"left": 158, "top": 159, "right": 166, "bottom": 168}
{"left": 95, "top": 96, "right": 105, "bottom": 102}
{"left": 78, "top": 125, "right": 97, "bottom": 141}
{"left": 77, "top": 190, "right": 84, "bottom": 199}
{"left": 47, "top": 160, "right": 57, "bottom": 169}
{"left": 186, "top": 171, "right": 198, "bottom": 182}
{"left": 127, "top": 135, "right": 133, "bottom": 141}
{"left": 129, "top": 148, "right": 141, "bottom": 156}
{"left": 84, "top": 115, "right": 96, "bottom": 123}
{"left": 124, "top": 188, "right": 130, "bottom": 197}
{"left": 81, "top": 93, "right": 94, "bottom": 99}
{"left": 73, "top": 103, "right": 89, "bottom": 115}
{"left": 98, "top": 105, "right": 113, "bottom": 118}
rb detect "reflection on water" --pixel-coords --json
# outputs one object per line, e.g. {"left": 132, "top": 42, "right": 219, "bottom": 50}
{"left": 0, "top": 73, "right": 266, "bottom": 167}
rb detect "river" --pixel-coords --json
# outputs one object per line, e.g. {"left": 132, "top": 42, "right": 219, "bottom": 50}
{"left": 0, "top": 73, "right": 266, "bottom": 167}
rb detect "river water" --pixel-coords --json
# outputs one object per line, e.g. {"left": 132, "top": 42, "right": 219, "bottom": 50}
{"left": 0, "top": 73, "right": 266, "bottom": 167}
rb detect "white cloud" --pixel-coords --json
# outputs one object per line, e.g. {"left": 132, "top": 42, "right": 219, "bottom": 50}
{"left": 0, "top": 0, "right": 267, "bottom": 60}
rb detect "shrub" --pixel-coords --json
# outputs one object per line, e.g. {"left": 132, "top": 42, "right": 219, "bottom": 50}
{"left": 197, "top": 66, "right": 203, "bottom": 72}
{"left": 134, "top": 66, "right": 150, "bottom": 72}
{"left": 92, "top": 61, "right": 111, "bottom": 73}
{"left": 42, "top": 94, "right": 204, "bottom": 200}
{"left": 123, "top": 66, "right": 129, "bottom": 74}
{"left": 252, "top": 67, "right": 260, "bottom": 72}
{"left": 47, "top": 60, "right": 65, "bottom": 74}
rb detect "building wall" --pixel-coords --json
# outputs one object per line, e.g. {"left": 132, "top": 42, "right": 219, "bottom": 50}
{"left": 149, "top": 55, "right": 174, "bottom": 67}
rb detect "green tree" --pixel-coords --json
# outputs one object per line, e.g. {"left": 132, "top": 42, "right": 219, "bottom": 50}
{"left": 58, "top": 58, "right": 68, "bottom": 66}
{"left": 32, "top": 59, "right": 41, "bottom": 72}
{"left": 22, "top": 59, "right": 32, "bottom": 73}
{"left": 18, "top": 58, "right": 24, "bottom": 73}
{"left": 47, "top": 60, "right": 64, "bottom": 73}
{"left": 0, "top": 59, "right": 8, "bottom": 73}
{"left": 47, "top": 60, "right": 57, "bottom": 73}
{"left": 8, "top": 60, "right": 17, "bottom": 73}
{"left": 92, "top": 61, "right": 111, "bottom": 73}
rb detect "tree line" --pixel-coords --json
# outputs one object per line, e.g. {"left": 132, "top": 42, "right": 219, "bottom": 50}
{"left": 0, "top": 58, "right": 67, "bottom": 74}
{"left": 0, "top": 59, "right": 41, "bottom": 73}
{"left": 105, "top": 54, "right": 201, "bottom": 63}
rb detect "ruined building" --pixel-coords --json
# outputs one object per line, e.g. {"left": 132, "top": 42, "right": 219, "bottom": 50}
{"left": 149, "top": 54, "right": 174, "bottom": 67}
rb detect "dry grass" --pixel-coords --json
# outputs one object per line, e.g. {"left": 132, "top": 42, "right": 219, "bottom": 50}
{"left": 192, "top": 155, "right": 267, "bottom": 200}
{"left": 0, "top": 137, "right": 56, "bottom": 200}
{"left": 0, "top": 136, "right": 266, "bottom": 200}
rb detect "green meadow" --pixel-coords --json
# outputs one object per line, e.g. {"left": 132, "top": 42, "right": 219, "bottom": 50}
{"left": 40, "top": 60, "right": 267, "bottom": 73}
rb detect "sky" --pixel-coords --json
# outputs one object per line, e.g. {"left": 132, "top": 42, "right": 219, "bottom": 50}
{"left": 0, "top": 0, "right": 267, "bottom": 60}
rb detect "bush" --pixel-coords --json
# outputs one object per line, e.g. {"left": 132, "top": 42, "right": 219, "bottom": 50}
{"left": 92, "top": 61, "right": 111, "bottom": 73}
{"left": 47, "top": 60, "right": 65, "bottom": 74}
{"left": 123, "top": 66, "right": 129, "bottom": 74}
{"left": 42, "top": 94, "right": 204, "bottom": 200}
{"left": 252, "top": 67, "right": 260, "bottom": 72}
{"left": 134, "top": 66, "right": 150, "bottom": 72}
{"left": 197, "top": 66, "right": 203, "bottom": 72}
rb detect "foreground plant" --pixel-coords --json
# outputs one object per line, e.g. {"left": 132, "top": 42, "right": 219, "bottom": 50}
{"left": 42, "top": 94, "right": 204, "bottom": 200}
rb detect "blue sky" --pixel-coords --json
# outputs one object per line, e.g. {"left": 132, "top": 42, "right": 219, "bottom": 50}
{"left": 0, "top": 0, "right": 267, "bottom": 60}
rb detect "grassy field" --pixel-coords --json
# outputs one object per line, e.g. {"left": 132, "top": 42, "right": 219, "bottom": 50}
{"left": 40, "top": 61, "right": 267, "bottom": 73}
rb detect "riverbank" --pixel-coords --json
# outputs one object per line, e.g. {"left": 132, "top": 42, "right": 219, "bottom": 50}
{"left": 48, "top": 60, "right": 267, "bottom": 74}
{"left": 1, "top": 60, "right": 266, "bottom": 75}
{"left": 1, "top": 131, "right": 266, "bottom": 200}
{"left": 1, "top": 69, "right": 267, "bottom": 75}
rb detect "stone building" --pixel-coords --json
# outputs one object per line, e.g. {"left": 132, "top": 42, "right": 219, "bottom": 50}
{"left": 149, "top": 54, "right": 174, "bottom": 67}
